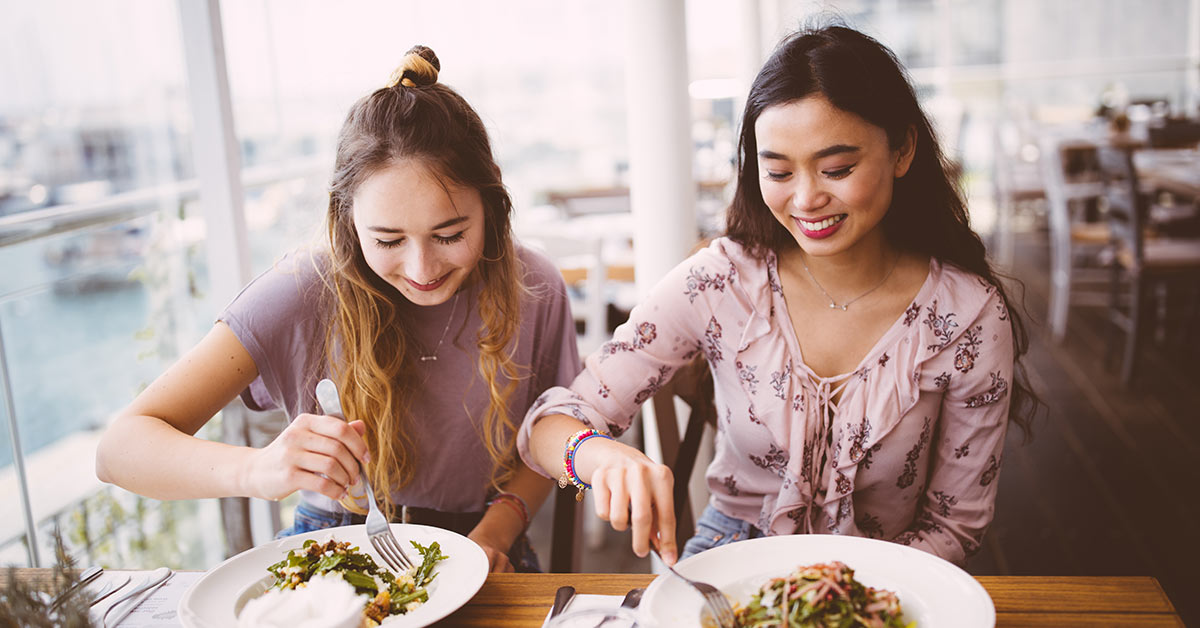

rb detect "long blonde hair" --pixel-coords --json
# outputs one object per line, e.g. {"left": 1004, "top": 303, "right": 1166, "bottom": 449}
{"left": 322, "top": 46, "right": 525, "bottom": 519}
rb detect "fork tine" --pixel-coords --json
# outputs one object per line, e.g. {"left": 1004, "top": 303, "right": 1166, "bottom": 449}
{"left": 698, "top": 585, "right": 732, "bottom": 627}
{"left": 371, "top": 536, "right": 405, "bottom": 572}
{"left": 379, "top": 532, "right": 415, "bottom": 570}
{"left": 705, "top": 590, "right": 735, "bottom": 628}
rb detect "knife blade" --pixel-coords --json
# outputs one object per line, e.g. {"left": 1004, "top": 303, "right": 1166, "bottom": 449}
{"left": 590, "top": 586, "right": 646, "bottom": 627}
{"left": 618, "top": 587, "right": 645, "bottom": 609}
{"left": 48, "top": 565, "right": 102, "bottom": 611}
{"left": 549, "top": 585, "right": 576, "bottom": 619}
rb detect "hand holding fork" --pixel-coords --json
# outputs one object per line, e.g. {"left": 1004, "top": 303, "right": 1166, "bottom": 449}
{"left": 316, "top": 378, "right": 415, "bottom": 573}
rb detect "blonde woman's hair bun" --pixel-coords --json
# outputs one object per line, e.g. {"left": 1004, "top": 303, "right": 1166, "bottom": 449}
{"left": 386, "top": 45, "right": 441, "bottom": 88}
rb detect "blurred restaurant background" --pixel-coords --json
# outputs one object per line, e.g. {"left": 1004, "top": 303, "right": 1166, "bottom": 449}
{"left": 2, "top": 0, "right": 1198, "bottom": 622}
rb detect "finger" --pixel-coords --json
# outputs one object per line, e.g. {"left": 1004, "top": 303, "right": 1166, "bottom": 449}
{"left": 291, "top": 449, "right": 354, "bottom": 491}
{"left": 307, "top": 416, "right": 372, "bottom": 466}
{"left": 493, "top": 553, "right": 514, "bottom": 573}
{"left": 606, "top": 471, "right": 631, "bottom": 532}
{"left": 626, "top": 469, "right": 654, "bottom": 558}
{"left": 592, "top": 471, "right": 612, "bottom": 521}
{"left": 287, "top": 426, "right": 363, "bottom": 485}
{"left": 650, "top": 466, "right": 678, "bottom": 565}
{"left": 285, "top": 467, "right": 346, "bottom": 502}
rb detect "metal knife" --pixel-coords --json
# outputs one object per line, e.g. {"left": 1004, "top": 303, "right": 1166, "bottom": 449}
{"left": 594, "top": 586, "right": 644, "bottom": 626}
{"left": 618, "top": 587, "right": 645, "bottom": 609}
{"left": 48, "top": 565, "right": 102, "bottom": 611}
{"left": 549, "top": 585, "right": 576, "bottom": 619}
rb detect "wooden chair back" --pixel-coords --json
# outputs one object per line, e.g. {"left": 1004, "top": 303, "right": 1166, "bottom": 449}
{"left": 1096, "top": 143, "right": 1145, "bottom": 269}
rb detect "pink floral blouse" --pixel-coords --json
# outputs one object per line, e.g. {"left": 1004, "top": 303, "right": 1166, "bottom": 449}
{"left": 518, "top": 238, "right": 1013, "bottom": 566}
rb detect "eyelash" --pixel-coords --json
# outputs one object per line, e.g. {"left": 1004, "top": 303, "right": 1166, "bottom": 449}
{"left": 762, "top": 166, "right": 854, "bottom": 181}
{"left": 375, "top": 232, "right": 466, "bottom": 249}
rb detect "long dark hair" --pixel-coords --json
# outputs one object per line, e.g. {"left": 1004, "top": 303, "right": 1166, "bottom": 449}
{"left": 726, "top": 25, "right": 1039, "bottom": 439}
{"left": 324, "top": 45, "right": 525, "bottom": 517}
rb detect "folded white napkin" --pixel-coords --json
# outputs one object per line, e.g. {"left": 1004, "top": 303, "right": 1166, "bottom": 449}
{"left": 541, "top": 593, "right": 624, "bottom": 627}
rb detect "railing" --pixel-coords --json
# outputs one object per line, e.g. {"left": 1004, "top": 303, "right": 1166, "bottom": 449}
{"left": 0, "top": 157, "right": 326, "bottom": 567}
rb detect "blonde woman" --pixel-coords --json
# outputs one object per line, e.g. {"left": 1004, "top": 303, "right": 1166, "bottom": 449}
{"left": 96, "top": 46, "right": 580, "bottom": 573}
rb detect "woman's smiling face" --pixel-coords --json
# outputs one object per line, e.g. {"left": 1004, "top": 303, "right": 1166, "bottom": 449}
{"left": 351, "top": 159, "right": 486, "bottom": 306}
{"left": 755, "top": 94, "right": 914, "bottom": 258}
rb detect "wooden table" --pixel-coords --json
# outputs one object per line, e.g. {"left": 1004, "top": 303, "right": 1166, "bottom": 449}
{"left": 1136, "top": 148, "right": 1200, "bottom": 202}
{"left": 445, "top": 573, "right": 1182, "bottom": 627}
{"left": 4, "top": 570, "right": 1183, "bottom": 626}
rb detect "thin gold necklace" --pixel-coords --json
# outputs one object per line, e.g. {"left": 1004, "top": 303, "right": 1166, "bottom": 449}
{"left": 419, "top": 292, "right": 460, "bottom": 362}
{"left": 801, "top": 252, "right": 900, "bottom": 311}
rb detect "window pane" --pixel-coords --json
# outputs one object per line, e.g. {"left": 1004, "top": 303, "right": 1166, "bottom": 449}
{"left": 0, "top": 1, "right": 225, "bottom": 569}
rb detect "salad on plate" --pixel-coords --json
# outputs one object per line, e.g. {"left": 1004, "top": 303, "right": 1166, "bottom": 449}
{"left": 733, "top": 561, "right": 914, "bottom": 628}
{"left": 240, "top": 537, "right": 447, "bottom": 626}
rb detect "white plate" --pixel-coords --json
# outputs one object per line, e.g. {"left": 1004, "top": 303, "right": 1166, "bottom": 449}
{"left": 641, "top": 535, "right": 994, "bottom": 628}
{"left": 178, "top": 523, "right": 488, "bottom": 627}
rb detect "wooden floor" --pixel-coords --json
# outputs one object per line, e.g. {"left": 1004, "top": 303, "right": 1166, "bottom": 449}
{"left": 968, "top": 230, "right": 1200, "bottom": 624}
{"left": 528, "top": 228, "right": 1200, "bottom": 624}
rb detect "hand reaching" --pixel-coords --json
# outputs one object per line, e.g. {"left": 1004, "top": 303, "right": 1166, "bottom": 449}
{"left": 468, "top": 527, "right": 516, "bottom": 573}
{"left": 241, "top": 413, "right": 370, "bottom": 502}
{"left": 576, "top": 437, "right": 679, "bottom": 565}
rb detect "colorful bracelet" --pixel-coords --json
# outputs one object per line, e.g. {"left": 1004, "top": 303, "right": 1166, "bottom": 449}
{"left": 487, "top": 491, "right": 531, "bottom": 528}
{"left": 558, "top": 428, "right": 613, "bottom": 501}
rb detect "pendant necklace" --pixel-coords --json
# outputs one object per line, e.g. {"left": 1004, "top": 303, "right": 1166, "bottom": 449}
{"left": 418, "top": 292, "right": 460, "bottom": 362}
{"left": 801, "top": 252, "right": 900, "bottom": 311}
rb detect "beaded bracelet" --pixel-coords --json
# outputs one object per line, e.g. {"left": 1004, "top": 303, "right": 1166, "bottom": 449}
{"left": 487, "top": 491, "right": 531, "bottom": 528}
{"left": 558, "top": 428, "right": 613, "bottom": 501}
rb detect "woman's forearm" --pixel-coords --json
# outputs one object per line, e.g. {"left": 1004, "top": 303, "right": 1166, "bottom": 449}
{"left": 526, "top": 413, "right": 590, "bottom": 483}
{"left": 96, "top": 413, "right": 254, "bottom": 500}
{"left": 472, "top": 461, "right": 555, "bottom": 551}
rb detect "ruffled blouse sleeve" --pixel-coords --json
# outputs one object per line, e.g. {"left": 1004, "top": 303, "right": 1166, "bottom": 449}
{"left": 517, "top": 244, "right": 738, "bottom": 479}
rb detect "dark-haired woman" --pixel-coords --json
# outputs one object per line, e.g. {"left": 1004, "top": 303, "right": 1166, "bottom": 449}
{"left": 519, "top": 25, "right": 1035, "bottom": 567}
{"left": 96, "top": 47, "right": 580, "bottom": 573}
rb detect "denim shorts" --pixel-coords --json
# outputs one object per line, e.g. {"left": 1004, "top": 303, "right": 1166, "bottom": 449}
{"left": 681, "top": 504, "right": 767, "bottom": 559}
{"left": 276, "top": 501, "right": 542, "bottom": 573}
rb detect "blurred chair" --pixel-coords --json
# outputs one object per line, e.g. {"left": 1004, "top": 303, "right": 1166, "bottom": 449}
{"left": 547, "top": 356, "right": 716, "bottom": 571}
{"left": 220, "top": 401, "right": 287, "bottom": 555}
{"left": 992, "top": 112, "right": 1047, "bottom": 268}
{"left": 520, "top": 231, "right": 611, "bottom": 356}
{"left": 1096, "top": 143, "right": 1200, "bottom": 386}
{"left": 649, "top": 355, "right": 716, "bottom": 553}
{"left": 1040, "top": 135, "right": 1110, "bottom": 342}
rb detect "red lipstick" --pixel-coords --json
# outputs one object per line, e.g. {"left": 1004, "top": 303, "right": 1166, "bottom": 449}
{"left": 795, "top": 214, "right": 846, "bottom": 240}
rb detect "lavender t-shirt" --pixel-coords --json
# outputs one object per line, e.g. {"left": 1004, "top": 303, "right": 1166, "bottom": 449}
{"left": 218, "top": 244, "right": 580, "bottom": 514}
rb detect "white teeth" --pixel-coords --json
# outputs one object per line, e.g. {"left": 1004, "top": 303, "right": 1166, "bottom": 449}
{"left": 799, "top": 215, "right": 846, "bottom": 231}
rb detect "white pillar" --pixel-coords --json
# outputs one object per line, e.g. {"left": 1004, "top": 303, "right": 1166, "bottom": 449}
{"left": 736, "top": 0, "right": 764, "bottom": 120}
{"left": 1187, "top": 0, "right": 1200, "bottom": 114}
{"left": 623, "top": 0, "right": 696, "bottom": 300}
{"left": 622, "top": 0, "right": 694, "bottom": 574}
{"left": 178, "top": 0, "right": 252, "bottom": 307}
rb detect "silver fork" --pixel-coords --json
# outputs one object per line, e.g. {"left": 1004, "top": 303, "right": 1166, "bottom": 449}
{"left": 316, "top": 378, "right": 415, "bottom": 573}
{"left": 665, "top": 563, "right": 735, "bottom": 628}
